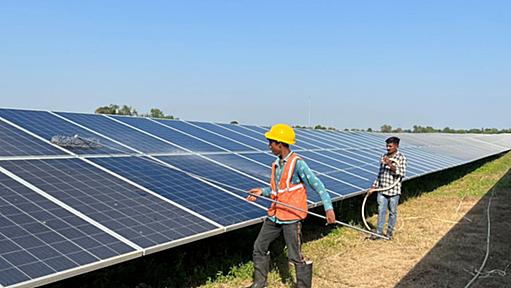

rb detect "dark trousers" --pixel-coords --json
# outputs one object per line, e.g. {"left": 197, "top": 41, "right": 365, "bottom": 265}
{"left": 253, "top": 218, "right": 304, "bottom": 265}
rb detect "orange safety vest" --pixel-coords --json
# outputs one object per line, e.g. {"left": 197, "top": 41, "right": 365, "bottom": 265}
{"left": 267, "top": 153, "right": 308, "bottom": 220}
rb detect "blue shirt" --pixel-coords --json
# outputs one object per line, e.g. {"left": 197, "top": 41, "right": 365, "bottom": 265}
{"left": 262, "top": 152, "right": 333, "bottom": 224}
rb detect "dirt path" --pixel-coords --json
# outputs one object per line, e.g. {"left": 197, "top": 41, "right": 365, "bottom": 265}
{"left": 312, "top": 172, "right": 511, "bottom": 288}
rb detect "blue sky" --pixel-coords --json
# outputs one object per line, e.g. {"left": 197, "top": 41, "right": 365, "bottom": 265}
{"left": 1, "top": 1, "right": 509, "bottom": 130}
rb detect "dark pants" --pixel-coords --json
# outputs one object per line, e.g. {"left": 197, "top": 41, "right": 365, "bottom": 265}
{"left": 253, "top": 218, "right": 304, "bottom": 264}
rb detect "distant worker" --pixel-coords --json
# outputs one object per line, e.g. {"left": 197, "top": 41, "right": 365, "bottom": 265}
{"left": 368, "top": 136, "right": 407, "bottom": 240}
{"left": 247, "top": 123, "right": 336, "bottom": 288}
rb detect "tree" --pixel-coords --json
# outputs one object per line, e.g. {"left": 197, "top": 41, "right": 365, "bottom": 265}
{"left": 367, "top": 128, "right": 373, "bottom": 132}
{"left": 118, "top": 105, "right": 137, "bottom": 116}
{"left": 380, "top": 124, "right": 392, "bottom": 133}
{"left": 95, "top": 104, "right": 119, "bottom": 115}
{"left": 149, "top": 108, "right": 165, "bottom": 118}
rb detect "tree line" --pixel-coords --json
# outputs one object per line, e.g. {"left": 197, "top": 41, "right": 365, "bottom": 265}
{"left": 379, "top": 124, "right": 511, "bottom": 134}
{"left": 95, "top": 104, "right": 176, "bottom": 119}
{"left": 94, "top": 105, "right": 509, "bottom": 134}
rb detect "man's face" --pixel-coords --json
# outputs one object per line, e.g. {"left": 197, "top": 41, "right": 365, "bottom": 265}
{"left": 386, "top": 142, "right": 398, "bottom": 154}
{"left": 268, "top": 139, "right": 282, "bottom": 156}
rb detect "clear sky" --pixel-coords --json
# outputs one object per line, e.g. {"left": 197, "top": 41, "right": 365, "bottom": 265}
{"left": 1, "top": 1, "right": 509, "bottom": 130}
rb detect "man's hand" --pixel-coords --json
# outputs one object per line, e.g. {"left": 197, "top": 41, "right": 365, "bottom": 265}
{"left": 247, "top": 188, "right": 263, "bottom": 202}
{"left": 367, "top": 187, "right": 376, "bottom": 195}
{"left": 382, "top": 156, "right": 393, "bottom": 166}
{"left": 325, "top": 209, "right": 336, "bottom": 224}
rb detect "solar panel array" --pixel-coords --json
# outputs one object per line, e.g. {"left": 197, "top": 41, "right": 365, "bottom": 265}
{"left": 1, "top": 108, "right": 510, "bottom": 287}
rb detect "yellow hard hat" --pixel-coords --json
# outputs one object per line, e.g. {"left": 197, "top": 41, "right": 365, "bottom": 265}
{"left": 265, "top": 123, "right": 296, "bottom": 145}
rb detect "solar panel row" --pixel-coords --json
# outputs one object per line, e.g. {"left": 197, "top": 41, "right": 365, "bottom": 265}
{"left": 0, "top": 108, "right": 510, "bottom": 287}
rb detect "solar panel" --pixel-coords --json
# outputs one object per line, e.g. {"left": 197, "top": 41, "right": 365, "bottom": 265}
{"left": 0, "top": 120, "right": 64, "bottom": 157}
{"left": 0, "top": 109, "right": 132, "bottom": 155}
{"left": 206, "top": 153, "right": 271, "bottom": 181}
{"left": 89, "top": 156, "right": 267, "bottom": 227}
{"left": 0, "top": 170, "right": 137, "bottom": 288}
{"left": 299, "top": 129, "right": 352, "bottom": 149}
{"left": 217, "top": 123, "right": 269, "bottom": 141}
{"left": 0, "top": 107, "right": 510, "bottom": 287}
{"left": 55, "top": 112, "right": 185, "bottom": 154}
{"left": 155, "top": 119, "right": 257, "bottom": 152}
{"left": 294, "top": 130, "right": 338, "bottom": 149}
{"left": 189, "top": 121, "right": 268, "bottom": 151}
{"left": 0, "top": 159, "right": 220, "bottom": 249}
{"left": 112, "top": 116, "right": 223, "bottom": 153}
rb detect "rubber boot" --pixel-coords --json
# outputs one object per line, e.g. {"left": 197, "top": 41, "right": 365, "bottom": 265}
{"left": 250, "top": 254, "right": 270, "bottom": 288}
{"left": 295, "top": 261, "right": 313, "bottom": 288}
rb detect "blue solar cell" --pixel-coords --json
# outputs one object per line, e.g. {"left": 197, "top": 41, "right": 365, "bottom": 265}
{"left": 314, "top": 176, "right": 361, "bottom": 196}
{"left": 293, "top": 130, "right": 336, "bottom": 149}
{"left": 327, "top": 172, "right": 372, "bottom": 189}
{"left": 407, "top": 148, "right": 456, "bottom": 167}
{"left": 290, "top": 134, "right": 322, "bottom": 150}
{"left": 189, "top": 121, "right": 268, "bottom": 151}
{"left": 157, "top": 155, "right": 266, "bottom": 190}
{"left": 155, "top": 119, "right": 256, "bottom": 152}
{"left": 0, "top": 120, "right": 64, "bottom": 157}
{"left": 0, "top": 109, "right": 132, "bottom": 155}
{"left": 55, "top": 112, "right": 185, "bottom": 154}
{"left": 241, "top": 125, "right": 267, "bottom": 135}
{"left": 206, "top": 153, "right": 270, "bottom": 181}
{"left": 0, "top": 171, "right": 135, "bottom": 287}
{"left": 299, "top": 129, "right": 350, "bottom": 149}
{"left": 299, "top": 151, "right": 375, "bottom": 180}
{"left": 322, "top": 150, "right": 375, "bottom": 169}
{"left": 156, "top": 155, "right": 272, "bottom": 206}
{"left": 300, "top": 151, "right": 351, "bottom": 170}
{"left": 112, "top": 116, "right": 223, "bottom": 153}
{"left": 0, "top": 159, "right": 218, "bottom": 248}
{"left": 90, "top": 156, "right": 266, "bottom": 226}
{"left": 399, "top": 148, "right": 441, "bottom": 171}
{"left": 239, "top": 152, "right": 275, "bottom": 167}
{"left": 217, "top": 123, "right": 268, "bottom": 141}
{"left": 324, "top": 131, "right": 373, "bottom": 149}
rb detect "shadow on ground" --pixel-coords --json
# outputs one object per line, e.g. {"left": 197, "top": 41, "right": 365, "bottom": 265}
{"left": 395, "top": 168, "right": 511, "bottom": 288}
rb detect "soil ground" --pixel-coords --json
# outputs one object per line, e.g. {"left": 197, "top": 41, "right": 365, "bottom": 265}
{"left": 312, "top": 170, "right": 511, "bottom": 288}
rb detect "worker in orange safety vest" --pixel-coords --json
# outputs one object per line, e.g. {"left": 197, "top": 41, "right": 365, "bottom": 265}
{"left": 247, "top": 123, "right": 336, "bottom": 288}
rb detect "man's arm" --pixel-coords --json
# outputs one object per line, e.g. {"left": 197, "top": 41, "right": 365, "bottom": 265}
{"left": 247, "top": 187, "right": 271, "bottom": 202}
{"left": 296, "top": 160, "right": 336, "bottom": 224}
